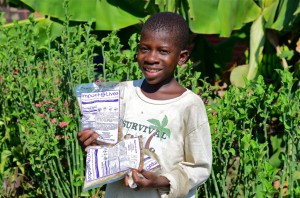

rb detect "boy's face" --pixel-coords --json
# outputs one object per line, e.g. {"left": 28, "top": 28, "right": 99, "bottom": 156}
{"left": 137, "top": 30, "right": 188, "bottom": 85}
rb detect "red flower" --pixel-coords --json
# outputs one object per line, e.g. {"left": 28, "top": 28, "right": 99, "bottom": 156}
{"left": 48, "top": 107, "right": 55, "bottom": 111}
{"left": 59, "top": 122, "right": 69, "bottom": 128}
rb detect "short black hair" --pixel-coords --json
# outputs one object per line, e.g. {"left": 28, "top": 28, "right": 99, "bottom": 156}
{"left": 141, "top": 12, "right": 189, "bottom": 50}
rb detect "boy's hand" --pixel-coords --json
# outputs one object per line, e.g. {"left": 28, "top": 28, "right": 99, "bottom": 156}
{"left": 125, "top": 169, "right": 170, "bottom": 190}
{"left": 77, "top": 129, "right": 99, "bottom": 151}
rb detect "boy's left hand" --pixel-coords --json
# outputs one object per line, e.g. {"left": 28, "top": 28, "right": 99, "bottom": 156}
{"left": 124, "top": 169, "right": 170, "bottom": 190}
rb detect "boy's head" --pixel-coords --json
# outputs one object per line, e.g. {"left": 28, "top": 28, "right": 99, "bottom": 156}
{"left": 141, "top": 12, "right": 189, "bottom": 51}
{"left": 137, "top": 12, "right": 190, "bottom": 86}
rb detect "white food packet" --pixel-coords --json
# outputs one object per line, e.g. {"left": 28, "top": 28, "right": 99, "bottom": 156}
{"left": 75, "top": 81, "right": 126, "bottom": 144}
{"left": 83, "top": 137, "right": 143, "bottom": 191}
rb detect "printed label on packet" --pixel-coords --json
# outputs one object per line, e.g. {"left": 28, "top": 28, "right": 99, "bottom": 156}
{"left": 85, "top": 137, "right": 141, "bottom": 183}
{"left": 80, "top": 90, "right": 120, "bottom": 144}
{"left": 143, "top": 155, "right": 160, "bottom": 171}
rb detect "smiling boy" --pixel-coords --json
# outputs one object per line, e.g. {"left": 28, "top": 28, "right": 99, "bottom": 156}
{"left": 78, "top": 12, "right": 212, "bottom": 198}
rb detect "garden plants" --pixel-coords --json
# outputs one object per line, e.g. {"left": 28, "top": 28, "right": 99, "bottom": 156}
{"left": 0, "top": 9, "right": 300, "bottom": 198}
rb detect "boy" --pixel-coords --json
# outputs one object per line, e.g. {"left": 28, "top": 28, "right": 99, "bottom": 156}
{"left": 78, "top": 12, "right": 212, "bottom": 198}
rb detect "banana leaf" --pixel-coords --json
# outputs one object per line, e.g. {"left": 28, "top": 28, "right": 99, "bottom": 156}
{"left": 263, "top": 0, "right": 300, "bottom": 31}
{"left": 187, "top": 0, "right": 261, "bottom": 37}
{"left": 19, "top": 0, "right": 263, "bottom": 36}
{"left": 230, "top": 0, "right": 300, "bottom": 83}
{"left": 21, "top": 0, "right": 145, "bottom": 30}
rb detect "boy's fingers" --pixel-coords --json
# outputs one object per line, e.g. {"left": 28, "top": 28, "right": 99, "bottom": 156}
{"left": 78, "top": 128, "right": 92, "bottom": 137}
{"left": 77, "top": 129, "right": 99, "bottom": 149}
{"left": 132, "top": 170, "right": 145, "bottom": 184}
{"left": 124, "top": 175, "right": 129, "bottom": 187}
{"left": 140, "top": 169, "right": 152, "bottom": 178}
{"left": 78, "top": 130, "right": 98, "bottom": 142}
{"left": 132, "top": 170, "right": 139, "bottom": 181}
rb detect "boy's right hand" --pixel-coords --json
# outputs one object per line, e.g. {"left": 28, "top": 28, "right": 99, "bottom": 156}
{"left": 77, "top": 129, "right": 99, "bottom": 151}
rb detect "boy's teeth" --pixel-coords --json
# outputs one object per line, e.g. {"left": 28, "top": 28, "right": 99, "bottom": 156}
{"left": 145, "top": 68, "right": 160, "bottom": 72}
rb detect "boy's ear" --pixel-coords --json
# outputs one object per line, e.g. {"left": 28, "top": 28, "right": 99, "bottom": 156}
{"left": 178, "top": 50, "right": 189, "bottom": 66}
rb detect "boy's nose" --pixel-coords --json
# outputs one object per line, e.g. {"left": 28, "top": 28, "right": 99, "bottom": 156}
{"left": 145, "top": 51, "right": 159, "bottom": 63}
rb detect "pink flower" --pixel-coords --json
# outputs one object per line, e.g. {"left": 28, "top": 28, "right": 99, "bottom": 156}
{"left": 59, "top": 122, "right": 69, "bottom": 128}
{"left": 35, "top": 103, "right": 42, "bottom": 108}
{"left": 48, "top": 107, "right": 55, "bottom": 111}
{"left": 38, "top": 113, "right": 45, "bottom": 117}
{"left": 69, "top": 114, "right": 73, "bottom": 118}
{"left": 54, "top": 134, "right": 69, "bottom": 139}
{"left": 50, "top": 118, "right": 57, "bottom": 124}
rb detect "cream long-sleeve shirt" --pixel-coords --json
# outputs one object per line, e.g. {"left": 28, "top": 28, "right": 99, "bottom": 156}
{"left": 104, "top": 79, "right": 212, "bottom": 198}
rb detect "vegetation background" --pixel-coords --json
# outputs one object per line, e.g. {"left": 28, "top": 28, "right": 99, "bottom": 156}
{"left": 0, "top": 0, "right": 300, "bottom": 197}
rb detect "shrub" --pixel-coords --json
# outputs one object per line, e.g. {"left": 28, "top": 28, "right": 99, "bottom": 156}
{"left": 0, "top": 13, "right": 299, "bottom": 198}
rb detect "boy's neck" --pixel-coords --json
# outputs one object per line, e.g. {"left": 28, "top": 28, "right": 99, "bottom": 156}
{"left": 141, "top": 78, "right": 186, "bottom": 100}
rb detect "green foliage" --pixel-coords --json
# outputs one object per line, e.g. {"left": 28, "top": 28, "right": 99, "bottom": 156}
{"left": 8, "top": 0, "right": 300, "bottom": 85}
{"left": 201, "top": 71, "right": 300, "bottom": 197}
{"left": 0, "top": 10, "right": 300, "bottom": 198}
{"left": 0, "top": 14, "right": 99, "bottom": 197}
{"left": 99, "top": 31, "right": 142, "bottom": 81}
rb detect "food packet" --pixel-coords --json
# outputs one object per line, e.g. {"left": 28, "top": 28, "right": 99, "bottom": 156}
{"left": 75, "top": 81, "right": 126, "bottom": 144}
{"left": 83, "top": 136, "right": 144, "bottom": 191}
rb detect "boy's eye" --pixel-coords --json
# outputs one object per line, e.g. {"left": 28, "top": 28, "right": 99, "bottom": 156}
{"left": 139, "top": 47, "right": 149, "bottom": 52}
{"left": 159, "top": 50, "right": 169, "bottom": 55}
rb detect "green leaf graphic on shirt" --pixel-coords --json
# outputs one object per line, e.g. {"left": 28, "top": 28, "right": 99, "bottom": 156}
{"left": 147, "top": 115, "right": 170, "bottom": 140}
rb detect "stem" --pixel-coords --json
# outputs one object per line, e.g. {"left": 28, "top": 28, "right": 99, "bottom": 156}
{"left": 42, "top": 161, "right": 54, "bottom": 198}
{"left": 263, "top": 107, "right": 269, "bottom": 159}
{"left": 102, "top": 45, "right": 106, "bottom": 80}
{"left": 211, "top": 168, "right": 221, "bottom": 198}
{"left": 48, "top": 159, "right": 67, "bottom": 196}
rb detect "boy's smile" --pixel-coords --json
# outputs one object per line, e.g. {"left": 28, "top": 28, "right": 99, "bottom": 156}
{"left": 137, "top": 30, "right": 187, "bottom": 86}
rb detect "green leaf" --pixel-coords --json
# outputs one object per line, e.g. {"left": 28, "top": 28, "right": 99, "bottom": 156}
{"left": 0, "top": 150, "right": 12, "bottom": 173}
{"left": 247, "top": 14, "right": 266, "bottom": 80}
{"left": 230, "top": 64, "right": 249, "bottom": 87}
{"left": 269, "top": 0, "right": 300, "bottom": 31}
{"left": 229, "top": 148, "right": 236, "bottom": 156}
{"left": 147, "top": 118, "right": 161, "bottom": 127}
{"left": 162, "top": 128, "right": 171, "bottom": 138}
{"left": 161, "top": 115, "right": 168, "bottom": 128}
{"left": 279, "top": 50, "right": 294, "bottom": 59}
{"left": 188, "top": 0, "right": 261, "bottom": 37}
{"left": 149, "top": 125, "right": 159, "bottom": 131}
{"left": 21, "top": 0, "right": 143, "bottom": 30}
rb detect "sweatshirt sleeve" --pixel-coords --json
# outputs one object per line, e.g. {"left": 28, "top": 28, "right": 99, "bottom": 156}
{"left": 161, "top": 118, "right": 213, "bottom": 197}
